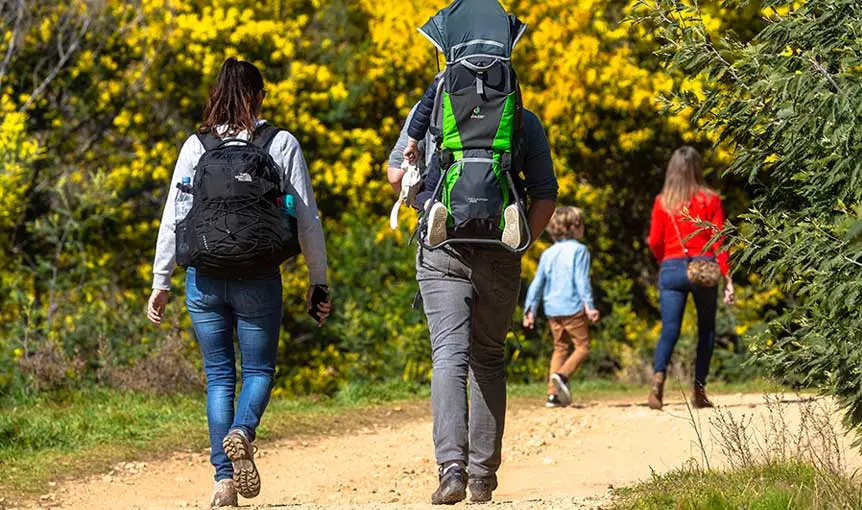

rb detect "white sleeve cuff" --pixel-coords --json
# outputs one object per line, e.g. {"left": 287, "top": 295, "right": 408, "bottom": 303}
{"left": 152, "top": 274, "right": 172, "bottom": 291}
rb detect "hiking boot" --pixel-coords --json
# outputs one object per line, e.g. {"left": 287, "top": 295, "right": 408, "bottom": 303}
{"left": 692, "top": 383, "right": 715, "bottom": 409}
{"left": 210, "top": 479, "right": 238, "bottom": 508}
{"left": 469, "top": 475, "right": 498, "bottom": 504}
{"left": 427, "top": 202, "right": 448, "bottom": 246}
{"left": 222, "top": 429, "right": 260, "bottom": 499}
{"left": 431, "top": 462, "right": 467, "bottom": 505}
{"left": 501, "top": 204, "right": 522, "bottom": 249}
{"left": 647, "top": 372, "right": 665, "bottom": 411}
{"left": 545, "top": 394, "right": 565, "bottom": 408}
{"left": 550, "top": 373, "right": 572, "bottom": 407}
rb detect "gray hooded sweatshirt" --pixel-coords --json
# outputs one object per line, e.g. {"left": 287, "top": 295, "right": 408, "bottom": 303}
{"left": 152, "top": 122, "right": 328, "bottom": 290}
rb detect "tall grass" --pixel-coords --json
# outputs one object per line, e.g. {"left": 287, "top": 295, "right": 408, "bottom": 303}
{"left": 613, "top": 391, "right": 862, "bottom": 509}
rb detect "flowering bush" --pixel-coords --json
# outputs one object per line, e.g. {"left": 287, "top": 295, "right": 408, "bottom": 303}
{"left": 0, "top": 0, "right": 777, "bottom": 396}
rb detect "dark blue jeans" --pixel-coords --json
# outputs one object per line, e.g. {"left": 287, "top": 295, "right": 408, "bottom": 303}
{"left": 185, "top": 267, "right": 283, "bottom": 481}
{"left": 653, "top": 257, "right": 718, "bottom": 386}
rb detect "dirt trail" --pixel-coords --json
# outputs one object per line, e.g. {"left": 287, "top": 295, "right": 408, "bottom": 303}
{"left": 25, "top": 393, "right": 861, "bottom": 510}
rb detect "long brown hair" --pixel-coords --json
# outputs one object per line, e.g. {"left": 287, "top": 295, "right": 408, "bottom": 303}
{"left": 660, "top": 146, "right": 714, "bottom": 214}
{"left": 200, "top": 58, "right": 265, "bottom": 136}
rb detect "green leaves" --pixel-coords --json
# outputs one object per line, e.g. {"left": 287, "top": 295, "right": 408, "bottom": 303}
{"left": 644, "top": 0, "right": 862, "bottom": 443}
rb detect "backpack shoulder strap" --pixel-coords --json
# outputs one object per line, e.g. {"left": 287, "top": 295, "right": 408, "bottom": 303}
{"left": 252, "top": 124, "right": 282, "bottom": 153}
{"left": 428, "top": 71, "right": 447, "bottom": 139}
{"left": 195, "top": 131, "right": 222, "bottom": 152}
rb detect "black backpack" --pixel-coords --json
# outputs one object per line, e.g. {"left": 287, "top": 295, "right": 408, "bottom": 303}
{"left": 175, "top": 124, "right": 300, "bottom": 277}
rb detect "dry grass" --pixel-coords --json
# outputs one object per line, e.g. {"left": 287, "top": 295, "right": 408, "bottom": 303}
{"left": 614, "top": 384, "right": 862, "bottom": 509}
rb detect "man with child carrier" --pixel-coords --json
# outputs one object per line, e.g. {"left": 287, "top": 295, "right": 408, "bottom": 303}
{"left": 388, "top": 0, "right": 557, "bottom": 504}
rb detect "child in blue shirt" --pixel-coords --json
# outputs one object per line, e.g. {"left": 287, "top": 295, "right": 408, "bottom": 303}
{"left": 523, "top": 206, "right": 600, "bottom": 408}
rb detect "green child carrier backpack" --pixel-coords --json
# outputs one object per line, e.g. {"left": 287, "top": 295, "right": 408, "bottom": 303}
{"left": 418, "top": 0, "right": 530, "bottom": 252}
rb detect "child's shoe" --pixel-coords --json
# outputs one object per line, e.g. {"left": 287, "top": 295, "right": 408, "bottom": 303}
{"left": 501, "top": 204, "right": 523, "bottom": 249}
{"left": 545, "top": 395, "right": 565, "bottom": 408}
{"left": 550, "top": 373, "right": 572, "bottom": 407}
{"left": 426, "top": 202, "right": 448, "bottom": 246}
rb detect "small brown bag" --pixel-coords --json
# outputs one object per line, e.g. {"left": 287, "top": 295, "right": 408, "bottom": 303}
{"left": 670, "top": 216, "right": 722, "bottom": 288}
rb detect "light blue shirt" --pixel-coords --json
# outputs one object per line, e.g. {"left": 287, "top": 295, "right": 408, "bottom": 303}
{"left": 524, "top": 240, "right": 595, "bottom": 318}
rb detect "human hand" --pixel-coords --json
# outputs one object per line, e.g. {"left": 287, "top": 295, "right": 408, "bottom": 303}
{"left": 723, "top": 277, "right": 736, "bottom": 305}
{"left": 387, "top": 166, "right": 406, "bottom": 194}
{"left": 523, "top": 311, "right": 535, "bottom": 330}
{"left": 403, "top": 138, "right": 419, "bottom": 164}
{"left": 147, "top": 289, "right": 170, "bottom": 325}
{"left": 307, "top": 285, "right": 332, "bottom": 325}
{"left": 586, "top": 308, "right": 600, "bottom": 323}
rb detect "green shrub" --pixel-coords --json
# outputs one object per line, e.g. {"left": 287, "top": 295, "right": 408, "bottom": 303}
{"left": 637, "top": 0, "right": 862, "bottom": 438}
{"left": 613, "top": 462, "right": 862, "bottom": 510}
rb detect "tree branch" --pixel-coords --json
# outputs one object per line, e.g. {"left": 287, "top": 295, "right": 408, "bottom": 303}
{"left": 769, "top": 6, "right": 784, "bottom": 22}
{"left": 19, "top": 13, "right": 92, "bottom": 112}
{"left": 0, "top": 0, "right": 24, "bottom": 87}
{"left": 808, "top": 57, "right": 842, "bottom": 95}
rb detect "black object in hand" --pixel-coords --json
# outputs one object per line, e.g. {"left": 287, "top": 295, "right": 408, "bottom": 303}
{"left": 308, "top": 285, "right": 330, "bottom": 323}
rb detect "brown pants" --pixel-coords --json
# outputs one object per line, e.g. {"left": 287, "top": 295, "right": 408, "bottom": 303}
{"left": 547, "top": 312, "right": 591, "bottom": 395}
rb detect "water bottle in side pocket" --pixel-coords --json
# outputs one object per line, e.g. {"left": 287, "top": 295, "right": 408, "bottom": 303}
{"left": 278, "top": 193, "right": 296, "bottom": 218}
{"left": 175, "top": 176, "right": 193, "bottom": 227}
{"left": 275, "top": 193, "right": 301, "bottom": 258}
{"left": 174, "top": 176, "right": 194, "bottom": 266}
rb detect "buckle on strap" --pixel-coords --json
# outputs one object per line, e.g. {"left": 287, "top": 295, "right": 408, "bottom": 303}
{"left": 500, "top": 152, "right": 513, "bottom": 173}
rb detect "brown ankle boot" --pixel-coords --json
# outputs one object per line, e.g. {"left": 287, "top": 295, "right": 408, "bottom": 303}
{"left": 647, "top": 372, "right": 665, "bottom": 410}
{"left": 692, "top": 383, "right": 714, "bottom": 409}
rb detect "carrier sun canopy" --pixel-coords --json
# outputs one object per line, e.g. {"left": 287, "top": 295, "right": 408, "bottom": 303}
{"left": 418, "top": 0, "right": 527, "bottom": 64}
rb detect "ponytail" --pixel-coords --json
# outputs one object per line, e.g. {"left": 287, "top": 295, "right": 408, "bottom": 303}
{"left": 200, "top": 58, "right": 265, "bottom": 136}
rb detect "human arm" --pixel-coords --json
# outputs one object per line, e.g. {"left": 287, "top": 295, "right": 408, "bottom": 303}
{"left": 151, "top": 135, "right": 200, "bottom": 292}
{"left": 275, "top": 131, "right": 331, "bottom": 320}
{"left": 523, "top": 254, "right": 547, "bottom": 329}
{"left": 711, "top": 195, "right": 730, "bottom": 277}
{"left": 520, "top": 111, "right": 559, "bottom": 243}
{"left": 403, "top": 77, "right": 440, "bottom": 163}
{"left": 387, "top": 104, "right": 420, "bottom": 194}
{"left": 574, "top": 247, "right": 599, "bottom": 323}
{"left": 647, "top": 197, "right": 665, "bottom": 262}
{"left": 711, "top": 196, "right": 735, "bottom": 304}
{"left": 527, "top": 199, "right": 556, "bottom": 245}
{"left": 277, "top": 131, "right": 329, "bottom": 287}
{"left": 147, "top": 136, "right": 201, "bottom": 324}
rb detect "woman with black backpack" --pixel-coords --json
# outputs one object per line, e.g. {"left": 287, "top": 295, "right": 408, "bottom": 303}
{"left": 146, "top": 58, "right": 331, "bottom": 507}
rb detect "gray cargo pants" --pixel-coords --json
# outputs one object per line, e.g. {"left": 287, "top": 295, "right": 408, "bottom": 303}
{"left": 416, "top": 245, "right": 521, "bottom": 478}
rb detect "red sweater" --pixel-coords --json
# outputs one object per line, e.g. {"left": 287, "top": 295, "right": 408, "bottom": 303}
{"left": 648, "top": 190, "right": 730, "bottom": 276}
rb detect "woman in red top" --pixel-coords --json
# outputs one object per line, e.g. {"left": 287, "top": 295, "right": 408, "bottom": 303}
{"left": 646, "top": 146, "right": 735, "bottom": 411}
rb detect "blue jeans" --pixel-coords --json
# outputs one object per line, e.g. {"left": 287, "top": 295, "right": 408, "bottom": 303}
{"left": 185, "top": 267, "right": 283, "bottom": 481}
{"left": 653, "top": 257, "right": 718, "bottom": 386}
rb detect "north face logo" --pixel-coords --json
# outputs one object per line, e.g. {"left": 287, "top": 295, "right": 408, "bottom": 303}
{"left": 235, "top": 172, "right": 253, "bottom": 182}
{"left": 471, "top": 106, "right": 485, "bottom": 120}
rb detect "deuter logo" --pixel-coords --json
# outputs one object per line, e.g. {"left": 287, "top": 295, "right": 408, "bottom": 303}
{"left": 471, "top": 106, "right": 485, "bottom": 120}
{"left": 467, "top": 197, "right": 489, "bottom": 204}
{"left": 235, "top": 172, "right": 253, "bottom": 182}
